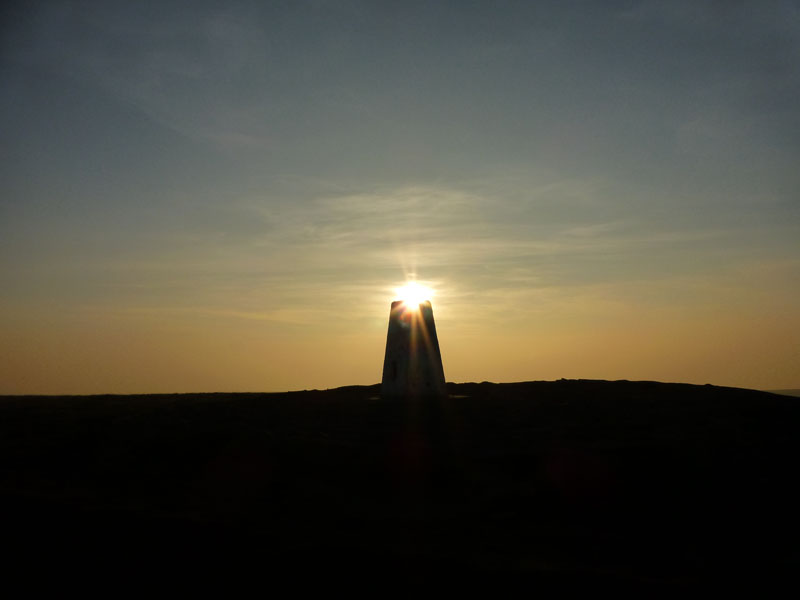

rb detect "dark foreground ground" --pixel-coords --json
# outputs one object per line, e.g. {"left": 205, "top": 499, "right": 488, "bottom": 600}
{"left": 1, "top": 380, "right": 798, "bottom": 595}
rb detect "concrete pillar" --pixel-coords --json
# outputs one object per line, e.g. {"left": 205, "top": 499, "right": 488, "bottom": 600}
{"left": 381, "top": 300, "right": 446, "bottom": 399}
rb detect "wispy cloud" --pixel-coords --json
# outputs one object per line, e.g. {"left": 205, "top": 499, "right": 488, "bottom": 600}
{"left": 56, "top": 180, "right": 779, "bottom": 328}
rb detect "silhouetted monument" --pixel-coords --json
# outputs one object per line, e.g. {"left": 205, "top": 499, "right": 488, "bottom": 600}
{"left": 381, "top": 300, "right": 446, "bottom": 399}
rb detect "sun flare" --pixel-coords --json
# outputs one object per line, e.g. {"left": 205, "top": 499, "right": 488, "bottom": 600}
{"left": 395, "top": 282, "right": 434, "bottom": 307}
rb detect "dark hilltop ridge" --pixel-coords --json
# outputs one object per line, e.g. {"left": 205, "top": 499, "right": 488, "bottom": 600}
{"left": 2, "top": 380, "right": 799, "bottom": 594}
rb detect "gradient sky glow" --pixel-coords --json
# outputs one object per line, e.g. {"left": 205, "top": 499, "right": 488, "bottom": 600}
{"left": 1, "top": 0, "right": 799, "bottom": 394}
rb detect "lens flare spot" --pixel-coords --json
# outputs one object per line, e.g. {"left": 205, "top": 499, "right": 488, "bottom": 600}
{"left": 394, "top": 282, "right": 434, "bottom": 307}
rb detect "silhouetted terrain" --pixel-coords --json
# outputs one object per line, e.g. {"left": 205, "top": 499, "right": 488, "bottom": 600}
{"left": 2, "top": 380, "right": 798, "bottom": 595}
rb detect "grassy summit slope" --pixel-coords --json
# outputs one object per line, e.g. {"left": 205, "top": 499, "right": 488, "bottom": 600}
{"left": 1, "top": 380, "right": 798, "bottom": 593}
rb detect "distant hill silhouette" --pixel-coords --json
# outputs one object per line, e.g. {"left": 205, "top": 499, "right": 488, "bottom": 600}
{"left": 769, "top": 389, "right": 800, "bottom": 397}
{"left": 2, "top": 380, "right": 798, "bottom": 594}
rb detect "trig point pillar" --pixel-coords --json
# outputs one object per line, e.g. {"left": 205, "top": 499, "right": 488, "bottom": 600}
{"left": 381, "top": 300, "right": 446, "bottom": 399}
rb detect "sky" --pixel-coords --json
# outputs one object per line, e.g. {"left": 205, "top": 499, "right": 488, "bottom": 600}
{"left": 1, "top": 0, "right": 799, "bottom": 394}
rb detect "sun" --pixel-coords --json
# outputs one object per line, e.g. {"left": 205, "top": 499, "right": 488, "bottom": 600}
{"left": 394, "top": 281, "right": 435, "bottom": 307}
